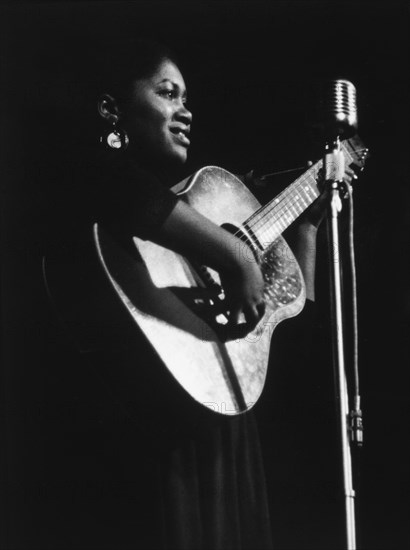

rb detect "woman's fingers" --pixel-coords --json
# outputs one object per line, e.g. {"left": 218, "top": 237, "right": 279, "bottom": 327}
{"left": 245, "top": 300, "right": 266, "bottom": 329}
{"left": 257, "top": 300, "right": 266, "bottom": 317}
{"left": 344, "top": 166, "right": 359, "bottom": 185}
{"left": 228, "top": 299, "right": 265, "bottom": 330}
{"left": 229, "top": 303, "right": 242, "bottom": 325}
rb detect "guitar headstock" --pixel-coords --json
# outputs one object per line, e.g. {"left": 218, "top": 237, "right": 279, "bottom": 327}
{"left": 341, "top": 135, "right": 369, "bottom": 173}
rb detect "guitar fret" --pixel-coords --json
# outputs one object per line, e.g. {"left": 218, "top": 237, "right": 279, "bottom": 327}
{"left": 302, "top": 183, "right": 315, "bottom": 203}
{"left": 305, "top": 185, "right": 315, "bottom": 198}
{"left": 298, "top": 193, "right": 309, "bottom": 208}
{"left": 294, "top": 198, "right": 304, "bottom": 215}
{"left": 290, "top": 203, "right": 298, "bottom": 217}
{"left": 246, "top": 138, "right": 367, "bottom": 250}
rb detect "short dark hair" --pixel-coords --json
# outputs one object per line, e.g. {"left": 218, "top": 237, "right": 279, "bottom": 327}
{"left": 97, "top": 39, "right": 180, "bottom": 102}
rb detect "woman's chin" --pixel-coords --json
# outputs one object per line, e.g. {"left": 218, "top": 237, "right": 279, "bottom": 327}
{"left": 162, "top": 149, "right": 189, "bottom": 170}
{"left": 170, "top": 146, "right": 188, "bottom": 165}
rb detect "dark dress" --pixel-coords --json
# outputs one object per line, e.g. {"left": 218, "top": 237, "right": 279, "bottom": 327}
{"left": 41, "top": 152, "right": 274, "bottom": 550}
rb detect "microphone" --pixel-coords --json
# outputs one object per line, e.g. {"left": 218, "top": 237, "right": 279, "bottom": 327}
{"left": 310, "top": 79, "right": 358, "bottom": 140}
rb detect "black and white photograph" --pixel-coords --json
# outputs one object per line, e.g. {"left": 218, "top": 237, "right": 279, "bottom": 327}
{"left": 1, "top": 1, "right": 408, "bottom": 549}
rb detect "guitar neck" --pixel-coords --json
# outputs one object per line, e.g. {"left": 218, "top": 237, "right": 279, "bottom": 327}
{"left": 246, "top": 161, "right": 321, "bottom": 247}
{"left": 244, "top": 139, "right": 365, "bottom": 249}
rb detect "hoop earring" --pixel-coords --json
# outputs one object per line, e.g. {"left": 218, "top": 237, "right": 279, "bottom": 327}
{"left": 100, "top": 122, "right": 129, "bottom": 150}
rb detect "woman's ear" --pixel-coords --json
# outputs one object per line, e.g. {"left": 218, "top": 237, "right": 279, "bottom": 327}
{"left": 97, "top": 93, "right": 120, "bottom": 123}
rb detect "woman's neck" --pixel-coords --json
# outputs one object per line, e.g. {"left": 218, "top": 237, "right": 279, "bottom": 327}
{"left": 122, "top": 149, "right": 185, "bottom": 187}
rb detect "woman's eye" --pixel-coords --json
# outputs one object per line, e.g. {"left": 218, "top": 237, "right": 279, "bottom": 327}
{"left": 158, "top": 89, "right": 188, "bottom": 105}
{"left": 159, "top": 89, "right": 175, "bottom": 99}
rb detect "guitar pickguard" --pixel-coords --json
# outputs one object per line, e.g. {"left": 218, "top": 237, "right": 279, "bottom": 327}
{"left": 261, "top": 238, "right": 303, "bottom": 307}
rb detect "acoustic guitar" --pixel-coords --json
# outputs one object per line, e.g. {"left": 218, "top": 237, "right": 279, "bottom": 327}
{"left": 90, "top": 136, "right": 368, "bottom": 416}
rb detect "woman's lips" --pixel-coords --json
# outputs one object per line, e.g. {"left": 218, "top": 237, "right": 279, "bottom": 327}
{"left": 170, "top": 128, "right": 190, "bottom": 147}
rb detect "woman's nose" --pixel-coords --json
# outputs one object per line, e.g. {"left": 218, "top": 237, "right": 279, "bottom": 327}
{"left": 176, "top": 102, "right": 192, "bottom": 124}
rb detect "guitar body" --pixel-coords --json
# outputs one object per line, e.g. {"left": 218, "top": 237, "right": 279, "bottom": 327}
{"left": 95, "top": 167, "right": 306, "bottom": 415}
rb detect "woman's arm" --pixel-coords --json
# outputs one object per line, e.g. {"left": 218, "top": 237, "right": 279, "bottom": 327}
{"left": 97, "top": 161, "right": 265, "bottom": 329}
{"left": 286, "top": 165, "right": 356, "bottom": 302}
{"left": 151, "top": 199, "right": 266, "bottom": 328}
{"left": 242, "top": 165, "right": 356, "bottom": 303}
{"left": 290, "top": 222, "right": 319, "bottom": 302}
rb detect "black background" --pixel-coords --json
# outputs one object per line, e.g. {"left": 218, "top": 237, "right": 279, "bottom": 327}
{"left": 1, "top": 1, "right": 409, "bottom": 549}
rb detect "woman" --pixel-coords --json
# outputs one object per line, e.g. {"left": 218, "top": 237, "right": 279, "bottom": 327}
{"left": 95, "top": 46, "right": 266, "bottom": 331}
{"left": 93, "top": 41, "right": 273, "bottom": 549}
{"left": 44, "top": 40, "right": 347, "bottom": 550}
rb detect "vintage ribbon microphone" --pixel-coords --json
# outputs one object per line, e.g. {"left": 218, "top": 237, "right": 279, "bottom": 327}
{"left": 313, "top": 79, "right": 361, "bottom": 550}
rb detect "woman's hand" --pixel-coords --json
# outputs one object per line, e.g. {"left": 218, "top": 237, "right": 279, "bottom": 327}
{"left": 156, "top": 200, "right": 266, "bottom": 331}
{"left": 220, "top": 252, "right": 266, "bottom": 330}
{"left": 300, "top": 165, "right": 357, "bottom": 229}
{"left": 289, "top": 164, "right": 358, "bottom": 302}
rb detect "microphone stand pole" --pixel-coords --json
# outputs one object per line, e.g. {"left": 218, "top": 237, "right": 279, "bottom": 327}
{"left": 324, "top": 136, "right": 357, "bottom": 549}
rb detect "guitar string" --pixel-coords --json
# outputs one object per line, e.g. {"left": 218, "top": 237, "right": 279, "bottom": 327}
{"left": 247, "top": 180, "right": 317, "bottom": 243}
{"left": 230, "top": 144, "right": 361, "bottom": 247}
{"left": 241, "top": 142, "right": 358, "bottom": 228}
{"left": 190, "top": 144, "right": 361, "bottom": 257}
{"left": 238, "top": 157, "right": 326, "bottom": 235}
{"left": 235, "top": 145, "right": 351, "bottom": 245}
{"left": 230, "top": 169, "right": 320, "bottom": 247}
{"left": 229, "top": 151, "right": 358, "bottom": 250}
{"left": 237, "top": 142, "right": 362, "bottom": 246}
{"left": 244, "top": 143, "right": 358, "bottom": 233}
{"left": 249, "top": 171, "right": 320, "bottom": 233}
{"left": 194, "top": 144, "right": 362, "bottom": 292}
{"left": 227, "top": 181, "right": 317, "bottom": 255}
{"left": 235, "top": 142, "right": 363, "bottom": 241}
{"left": 245, "top": 143, "right": 366, "bottom": 234}
{"left": 245, "top": 168, "right": 317, "bottom": 227}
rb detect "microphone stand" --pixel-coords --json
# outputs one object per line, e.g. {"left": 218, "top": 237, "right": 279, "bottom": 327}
{"left": 324, "top": 136, "right": 357, "bottom": 550}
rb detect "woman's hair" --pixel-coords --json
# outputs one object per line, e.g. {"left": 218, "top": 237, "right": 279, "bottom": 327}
{"left": 97, "top": 39, "right": 180, "bottom": 103}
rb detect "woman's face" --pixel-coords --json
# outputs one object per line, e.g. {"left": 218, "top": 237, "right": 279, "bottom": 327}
{"left": 122, "top": 59, "right": 192, "bottom": 166}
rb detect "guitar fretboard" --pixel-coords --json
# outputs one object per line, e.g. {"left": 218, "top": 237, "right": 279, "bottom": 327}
{"left": 244, "top": 140, "right": 361, "bottom": 249}
{"left": 246, "top": 162, "right": 321, "bottom": 247}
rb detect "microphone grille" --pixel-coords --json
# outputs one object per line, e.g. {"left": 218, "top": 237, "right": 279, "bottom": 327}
{"left": 310, "top": 79, "right": 358, "bottom": 139}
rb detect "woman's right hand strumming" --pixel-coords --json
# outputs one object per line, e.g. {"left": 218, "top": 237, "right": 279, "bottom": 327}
{"left": 219, "top": 253, "right": 265, "bottom": 330}
{"left": 154, "top": 199, "right": 266, "bottom": 330}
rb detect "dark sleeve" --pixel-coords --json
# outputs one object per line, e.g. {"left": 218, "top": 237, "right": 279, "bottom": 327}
{"left": 94, "top": 156, "right": 179, "bottom": 239}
